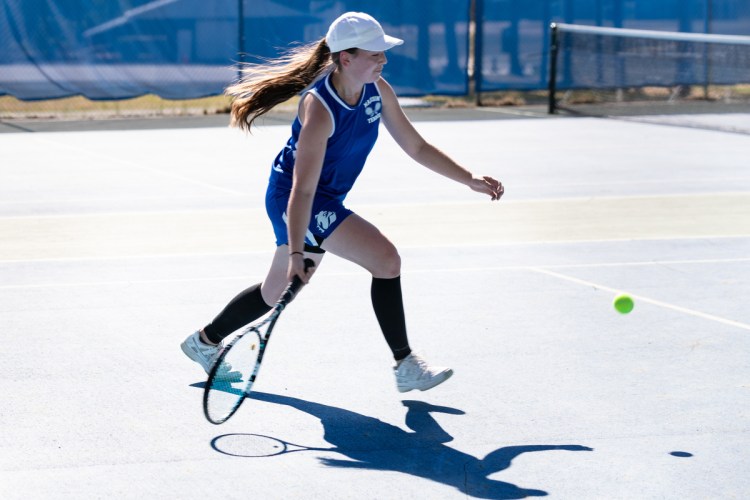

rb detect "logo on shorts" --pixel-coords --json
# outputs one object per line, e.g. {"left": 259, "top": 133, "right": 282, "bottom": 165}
{"left": 314, "top": 210, "right": 337, "bottom": 233}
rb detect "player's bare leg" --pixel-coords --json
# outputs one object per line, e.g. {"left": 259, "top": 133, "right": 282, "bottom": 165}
{"left": 322, "top": 214, "right": 452, "bottom": 392}
{"left": 260, "top": 245, "right": 325, "bottom": 306}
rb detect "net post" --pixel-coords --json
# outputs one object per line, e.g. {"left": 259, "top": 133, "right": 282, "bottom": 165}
{"left": 471, "top": 0, "right": 484, "bottom": 106}
{"left": 237, "top": 0, "right": 245, "bottom": 80}
{"left": 548, "top": 22, "right": 559, "bottom": 114}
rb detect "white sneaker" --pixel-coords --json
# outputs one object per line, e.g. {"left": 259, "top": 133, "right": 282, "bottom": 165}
{"left": 394, "top": 353, "right": 453, "bottom": 393}
{"left": 181, "top": 331, "right": 232, "bottom": 375}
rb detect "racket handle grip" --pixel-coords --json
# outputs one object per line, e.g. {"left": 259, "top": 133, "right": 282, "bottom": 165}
{"left": 281, "top": 258, "right": 315, "bottom": 305}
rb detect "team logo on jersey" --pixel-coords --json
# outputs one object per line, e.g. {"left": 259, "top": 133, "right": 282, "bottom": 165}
{"left": 364, "top": 97, "right": 382, "bottom": 123}
{"left": 315, "top": 210, "right": 337, "bottom": 233}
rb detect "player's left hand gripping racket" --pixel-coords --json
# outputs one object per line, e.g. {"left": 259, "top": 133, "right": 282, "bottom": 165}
{"left": 203, "top": 258, "right": 314, "bottom": 424}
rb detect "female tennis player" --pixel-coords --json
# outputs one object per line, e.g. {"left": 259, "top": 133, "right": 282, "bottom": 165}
{"left": 182, "top": 12, "right": 503, "bottom": 393}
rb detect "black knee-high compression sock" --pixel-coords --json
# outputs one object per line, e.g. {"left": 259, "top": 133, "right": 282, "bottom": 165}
{"left": 203, "top": 283, "right": 271, "bottom": 344}
{"left": 371, "top": 276, "right": 412, "bottom": 361}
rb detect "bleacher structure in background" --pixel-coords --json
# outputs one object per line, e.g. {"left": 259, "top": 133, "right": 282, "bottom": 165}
{"left": 1, "top": 0, "right": 750, "bottom": 103}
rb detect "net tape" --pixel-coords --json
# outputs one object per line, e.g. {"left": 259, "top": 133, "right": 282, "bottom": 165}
{"left": 554, "top": 23, "right": 750, "bottom": 46}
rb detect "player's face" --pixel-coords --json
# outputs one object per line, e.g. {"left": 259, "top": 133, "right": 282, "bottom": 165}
{"left": 345, "top": 49, "right": 387, "bottom": 83}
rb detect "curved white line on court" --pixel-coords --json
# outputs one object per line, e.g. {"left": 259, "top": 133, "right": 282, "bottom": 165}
{"left": 529, "top": 266, "right": 750, "bottom": 332}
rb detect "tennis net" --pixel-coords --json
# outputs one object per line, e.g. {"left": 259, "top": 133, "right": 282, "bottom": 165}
{"left": 547, "top": 23, "right": 750, "bottom": 134}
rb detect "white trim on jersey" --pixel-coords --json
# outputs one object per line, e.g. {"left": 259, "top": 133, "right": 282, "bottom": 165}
{"left": 373, "top": 78, "right": 382, "bottom": 99}
{"left": 324, "top": 73, "right": 366, "bottom": 111}
{"left": 324, "top": 75, "right": 349, "bottom": 110}
{"left": 307, "top": 89, "right": 336, "bottom": 138}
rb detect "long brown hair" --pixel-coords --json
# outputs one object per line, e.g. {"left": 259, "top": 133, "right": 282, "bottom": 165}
{"left": 225, "top": 38, "right": 334, "bottom": 131}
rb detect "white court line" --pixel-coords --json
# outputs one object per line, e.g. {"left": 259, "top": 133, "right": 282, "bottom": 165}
{"left": 0, "top": 275, "right": 257, "bottom": 290}
{"left": 397, "top": 234, "right": 750, "bottom": 250}
{"left": 352, "top": 190, "right": 750, "bottom": 210}
{"left": 2, "top": 256, "right": 748, "bottom": 291}
{"left": 540, "top": 257, "right": 750, "bottom": 269}
{"left": 529, "top": 266, "right": 750, "bottom": 332}
{"left": 0, "top": 193, "right": 248, "bottom": 207}
{"left": 0, "top": 234, "right": 748, "bottom": 264}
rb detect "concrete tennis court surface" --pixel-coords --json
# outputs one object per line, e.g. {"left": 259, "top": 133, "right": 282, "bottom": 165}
{"left": 2, "top": 109, "right": 749, "bottom": 499}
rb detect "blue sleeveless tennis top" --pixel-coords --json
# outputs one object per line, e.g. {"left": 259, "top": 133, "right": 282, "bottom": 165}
{"left": 268, "top": 72, "right": 382, "bottom": 200}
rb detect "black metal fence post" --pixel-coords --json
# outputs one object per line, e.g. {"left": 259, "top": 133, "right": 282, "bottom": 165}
{"left": 237, "top": 0, "right": 245, "bottom": 80}
{"left": 548, "top": 22, "right": 559, "bottom": 114}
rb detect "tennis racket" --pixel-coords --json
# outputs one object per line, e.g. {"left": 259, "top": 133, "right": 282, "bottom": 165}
{"left": 203, "top": 258, "right": 314, "bottom": 424}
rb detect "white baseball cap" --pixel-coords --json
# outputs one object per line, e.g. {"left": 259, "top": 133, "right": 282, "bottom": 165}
{"left": 325, "top": 12, "right": 403, "bottom": 53}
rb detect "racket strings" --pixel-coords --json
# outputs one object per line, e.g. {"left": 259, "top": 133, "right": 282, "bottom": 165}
{"left": 204, "top": 330, "right": 263, "bottom": 423}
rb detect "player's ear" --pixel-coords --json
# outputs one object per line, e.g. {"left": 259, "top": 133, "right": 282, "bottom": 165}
{"left": 339, "top": 49, "right": 358, "bottom": 67}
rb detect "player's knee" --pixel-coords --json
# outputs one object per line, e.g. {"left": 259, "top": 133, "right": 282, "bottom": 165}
{"left": 375, "top": 246, "right": 401, "bottom": 278}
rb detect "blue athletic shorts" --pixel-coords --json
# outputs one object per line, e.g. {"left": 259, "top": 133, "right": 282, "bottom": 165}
{"left": 265, "top": 185, "right": 353, "bottom": 252}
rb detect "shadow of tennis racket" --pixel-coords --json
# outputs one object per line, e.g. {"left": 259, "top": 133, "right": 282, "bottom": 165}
{"left": 211, "top": 433, "right": 339, "bottom": 458}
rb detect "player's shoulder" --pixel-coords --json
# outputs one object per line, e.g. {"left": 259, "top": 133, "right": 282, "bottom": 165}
{"left": 375, "top": 76, "right": 395, "bottom": 95}
{"left": 374, "top": 77, "right": 398, "bottom": 105}
{"left": 299, "top": 91, "right": 333, "bottom": 135}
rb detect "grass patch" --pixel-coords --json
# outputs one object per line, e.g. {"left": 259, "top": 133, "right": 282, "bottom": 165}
{"left": 0, "top": 94, "right": 233, "bottom": 119}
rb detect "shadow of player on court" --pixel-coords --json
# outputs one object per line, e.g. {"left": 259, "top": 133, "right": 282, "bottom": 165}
{"left": 207, "top": 390, "right": 592, "bottom": 499}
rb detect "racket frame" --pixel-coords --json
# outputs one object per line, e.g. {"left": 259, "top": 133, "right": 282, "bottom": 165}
{"left": 202, "top": 259, "right": 312, "bottom": 424}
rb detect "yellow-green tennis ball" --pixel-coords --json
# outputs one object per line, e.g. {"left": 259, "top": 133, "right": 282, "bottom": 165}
{"left": 613, "top": 294, "right": 634, "bottom": 314}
